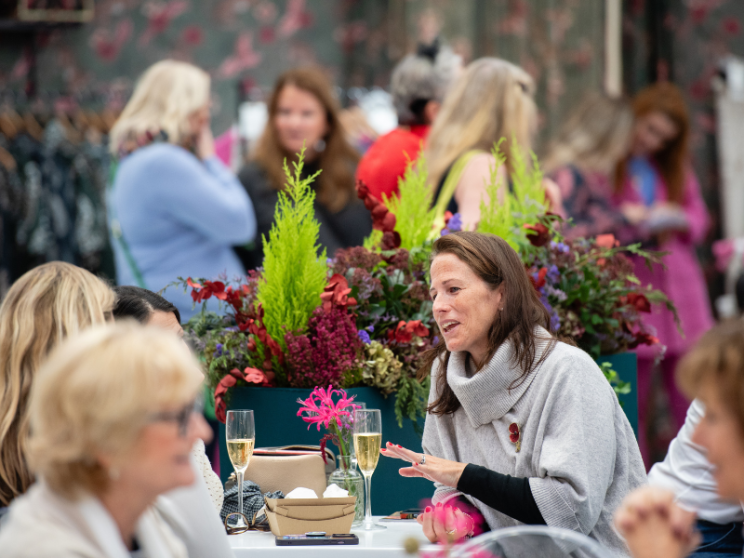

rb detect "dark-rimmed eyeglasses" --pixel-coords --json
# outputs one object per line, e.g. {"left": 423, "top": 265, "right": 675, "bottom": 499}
{"left": 223, "top": 512, "right": 271, "bottom": 535}
{"left": 149, "top": 398, "right": 203, "bottom": 437}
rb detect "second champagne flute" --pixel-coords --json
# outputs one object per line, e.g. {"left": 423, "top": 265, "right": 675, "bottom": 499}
{"left": 353, "top": 409, "right": 386, "bottom": 531}
{"left": 226, "top": 409, "right": 255, "bottom": 528}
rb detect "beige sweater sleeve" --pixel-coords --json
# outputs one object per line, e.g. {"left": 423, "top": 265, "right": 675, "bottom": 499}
{"left": 192, "top": 439, "right": 224, "bottom": 511}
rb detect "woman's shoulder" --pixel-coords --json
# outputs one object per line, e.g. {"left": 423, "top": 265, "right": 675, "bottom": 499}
{"left": 540, "top": 341, "right": 610, "bottom": 390}
{"left": 0, "top": 487, "right": 98, "bottom": 558}
{"left": 238, "top": 161, "right": 272, "bottom": 192}
{"left": 122, "top": 143, "right": 200, "bottom": 173}
{"left": 458, "top": 151, "right": 505, "bottom": 187}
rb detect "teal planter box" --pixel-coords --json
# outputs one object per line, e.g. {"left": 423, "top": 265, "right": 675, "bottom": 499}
{"left": 217, "top": 354, "right": 638, "bottom": 515}
{"left": 218, "top": 386, "right": 432, "bottom": 516}
{"left": 596, "top": 352, "right": 639, "bottom": 436}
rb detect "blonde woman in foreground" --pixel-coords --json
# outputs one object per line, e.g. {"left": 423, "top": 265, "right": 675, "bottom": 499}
{"left": 614, "top": 320, "right": 744, "bottom": 558}
{"left": 426, "top": 57, "right": 563, "bottom": 228}
{"left": 0, "top": 262, "right": 234, "bottom": 558}
{"left": 0, "top": 324, "right": 212, "bottom": 557}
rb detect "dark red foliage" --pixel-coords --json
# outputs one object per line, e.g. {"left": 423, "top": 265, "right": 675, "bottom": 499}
{"left": 389, "top": 320, "right": 430, "bottom": 344}
{"left": 356, "top": 179, "right": 401, "bottom": 249}
{"left": 625, "top": 293, "right": 651, "bottom": 313}
{"left": 523, "top": 223, "right": 550, "bottom": 247}
{"left": 320, "top": 274, "right": 357, "bottom": 312}
{"left": 214, "top": 367, "right": 271, "bottom": 422}
{"left": 285, "top": 307, "right": 362, "bottom": 388}
{"left": 627, "top": 330, "right": 660, "bottom": 349}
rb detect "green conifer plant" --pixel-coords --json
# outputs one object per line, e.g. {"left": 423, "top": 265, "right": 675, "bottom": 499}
{"left": 383, "top": 155, "right": 437, "bottom": 251}
{"left": 477, "top": 138, "right": 548, "bottom": 250}
{"left": 256, "top": 146, "right": 328, "bottom": 371}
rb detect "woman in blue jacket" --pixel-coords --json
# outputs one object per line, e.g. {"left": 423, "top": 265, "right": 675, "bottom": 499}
{"left": 108, "top": 60, "right": 256, "bottom": 321}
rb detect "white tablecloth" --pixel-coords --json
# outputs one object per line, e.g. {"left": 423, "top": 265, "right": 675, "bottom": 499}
{"left": 229, "top": 517, "right": 430, "bottom": 557}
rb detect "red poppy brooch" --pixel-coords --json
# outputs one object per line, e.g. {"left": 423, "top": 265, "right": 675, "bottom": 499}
{"left": 509, "top": 423, "right": 521, "bottom": 452}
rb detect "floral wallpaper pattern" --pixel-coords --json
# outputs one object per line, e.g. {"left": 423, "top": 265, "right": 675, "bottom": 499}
{"left": 0, "top": 0, "right": 352, "bottom": 133}
{"left": 0, "top": 0, "right": 610, "bottom": 140}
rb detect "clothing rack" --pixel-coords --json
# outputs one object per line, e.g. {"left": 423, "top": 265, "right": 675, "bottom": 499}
{"left": 0, "top": 106, "right": 117, "bottom": 300}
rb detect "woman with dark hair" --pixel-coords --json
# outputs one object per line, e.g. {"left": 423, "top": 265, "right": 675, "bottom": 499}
{"left": 112, "top": 286, "right": 224, "bottom": 517}
{"left": 237, "top": 67, "right": 371, "bottom": 269}
{"left": 113, "top": 285, "right": 182, "bottom": 337}
{"left": 382, "top": 232, "right": 645, "bottom": 554}
{"left": 614, "top": 82, "right": 713, "bottom": 465}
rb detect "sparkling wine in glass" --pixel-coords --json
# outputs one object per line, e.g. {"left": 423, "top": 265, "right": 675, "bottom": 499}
{"left": 350, "top": 401, "right": 366, "bottom": 471}
{"left": 353, "top": 409, "right": 386, "bottom": 531}
{"left": 226, "top": 410, "right": 255, "bottom": 528}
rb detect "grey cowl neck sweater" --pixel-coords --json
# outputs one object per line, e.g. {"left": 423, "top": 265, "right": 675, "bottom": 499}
{"left": 422, "top": 327, "right": 646, "bottom": 558}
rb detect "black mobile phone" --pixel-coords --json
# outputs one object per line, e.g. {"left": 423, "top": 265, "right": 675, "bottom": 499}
{"left": 275, "top": 534, "right": 360, "bottom": 546}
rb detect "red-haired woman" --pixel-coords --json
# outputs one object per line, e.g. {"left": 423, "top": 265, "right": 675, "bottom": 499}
{"left": 237, "top": 68, "right": 371, "bottom": 269}
{"left": 614, "top": 82, "right": 713, "bottom": 466}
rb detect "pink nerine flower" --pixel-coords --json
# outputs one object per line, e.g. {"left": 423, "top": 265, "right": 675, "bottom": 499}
{"left": 297, "top": 386, "right": 358, "bottom": 431}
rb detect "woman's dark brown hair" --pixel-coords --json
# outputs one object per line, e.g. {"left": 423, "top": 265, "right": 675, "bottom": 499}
{"left": 253, "top": 67, "right": 360, "bottom": 212}
{"left": 420, "top": 231, "right": 555, "bottom": 415}
{"left": 615, "top": 82, "right": 690, "bottom": 204}
{"left": 677, "top": 320, "right": 744, "bottom": 435}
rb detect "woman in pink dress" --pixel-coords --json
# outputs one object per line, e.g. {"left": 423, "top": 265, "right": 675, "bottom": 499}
{"left": 614, "top": 82, "right": 714, "bottom": 466}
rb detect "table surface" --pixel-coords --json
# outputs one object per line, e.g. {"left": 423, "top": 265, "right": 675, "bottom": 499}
{"left": 229, "top": 517, "right": 431, "bottom": 557}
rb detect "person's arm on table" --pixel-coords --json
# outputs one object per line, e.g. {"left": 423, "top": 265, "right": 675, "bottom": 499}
{"left": 382, "top": 444, "right": 545, "bottom": 527}
{"left": 457, "top": 463, "right": 545, "bottom": 524}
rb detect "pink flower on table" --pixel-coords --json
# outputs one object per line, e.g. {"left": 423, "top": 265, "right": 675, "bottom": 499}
{"left": 297, "top": 385, "right": 359, "bottom": 431}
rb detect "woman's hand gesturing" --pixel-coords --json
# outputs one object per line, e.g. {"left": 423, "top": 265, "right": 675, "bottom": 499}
{"left": 381, "top": 441, "right": 467, "bottom": 488}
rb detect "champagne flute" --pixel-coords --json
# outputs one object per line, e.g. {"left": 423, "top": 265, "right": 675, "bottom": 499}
{"left": 350, "top": 401, "right": 366, "bottom": 471}
{"left": 353, "top": 409, "right": 386, "bottom": 531}
{"left": 226, "top": 410, "right": 255, "bottom": 528}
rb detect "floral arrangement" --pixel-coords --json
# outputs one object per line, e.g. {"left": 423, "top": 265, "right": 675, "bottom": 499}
{"left": 523, "top": 232, "right": 675, "bottom": 358}
{"left": 361, "top": 139, "right": 677, "bottom": 398}
{"left": 179, "top": 149, "right": 435, "bottom": 426}
{"left": 180, "top": 140, "right": 677, "bottom": 428}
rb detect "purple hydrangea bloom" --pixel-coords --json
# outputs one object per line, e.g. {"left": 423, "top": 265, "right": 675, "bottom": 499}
{"left": 543, "top": 299, "right": 560, "bottom": 331}
{"left": 448, "top": 213, "right": 463, "bottom": 232}
{"left": 213, "top": 343, "right": 223, "bottom": 358}
{"left": 358, "top": 330, "right": 371, "bottom": 344}
{"left": 547, "top": 264, "right": 560, "bottom": 284}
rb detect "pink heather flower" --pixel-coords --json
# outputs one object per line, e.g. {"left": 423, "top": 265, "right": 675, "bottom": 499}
{"left": 296, "top": 385, "right": 359, "bottom": 431}
{"left": 285, "top": 306, "right": 362, "bottom": 388}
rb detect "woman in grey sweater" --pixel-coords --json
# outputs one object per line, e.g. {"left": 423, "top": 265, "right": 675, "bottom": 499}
{"left": 382, "top": 231, "right": 646, "bottom": 556}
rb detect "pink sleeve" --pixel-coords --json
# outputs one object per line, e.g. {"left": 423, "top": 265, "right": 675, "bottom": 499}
{"left": 552, "top": 166, "right": 576, "bottom": 199}
{"left": 679, "top": 168, "right": 710, "bottom": 245}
